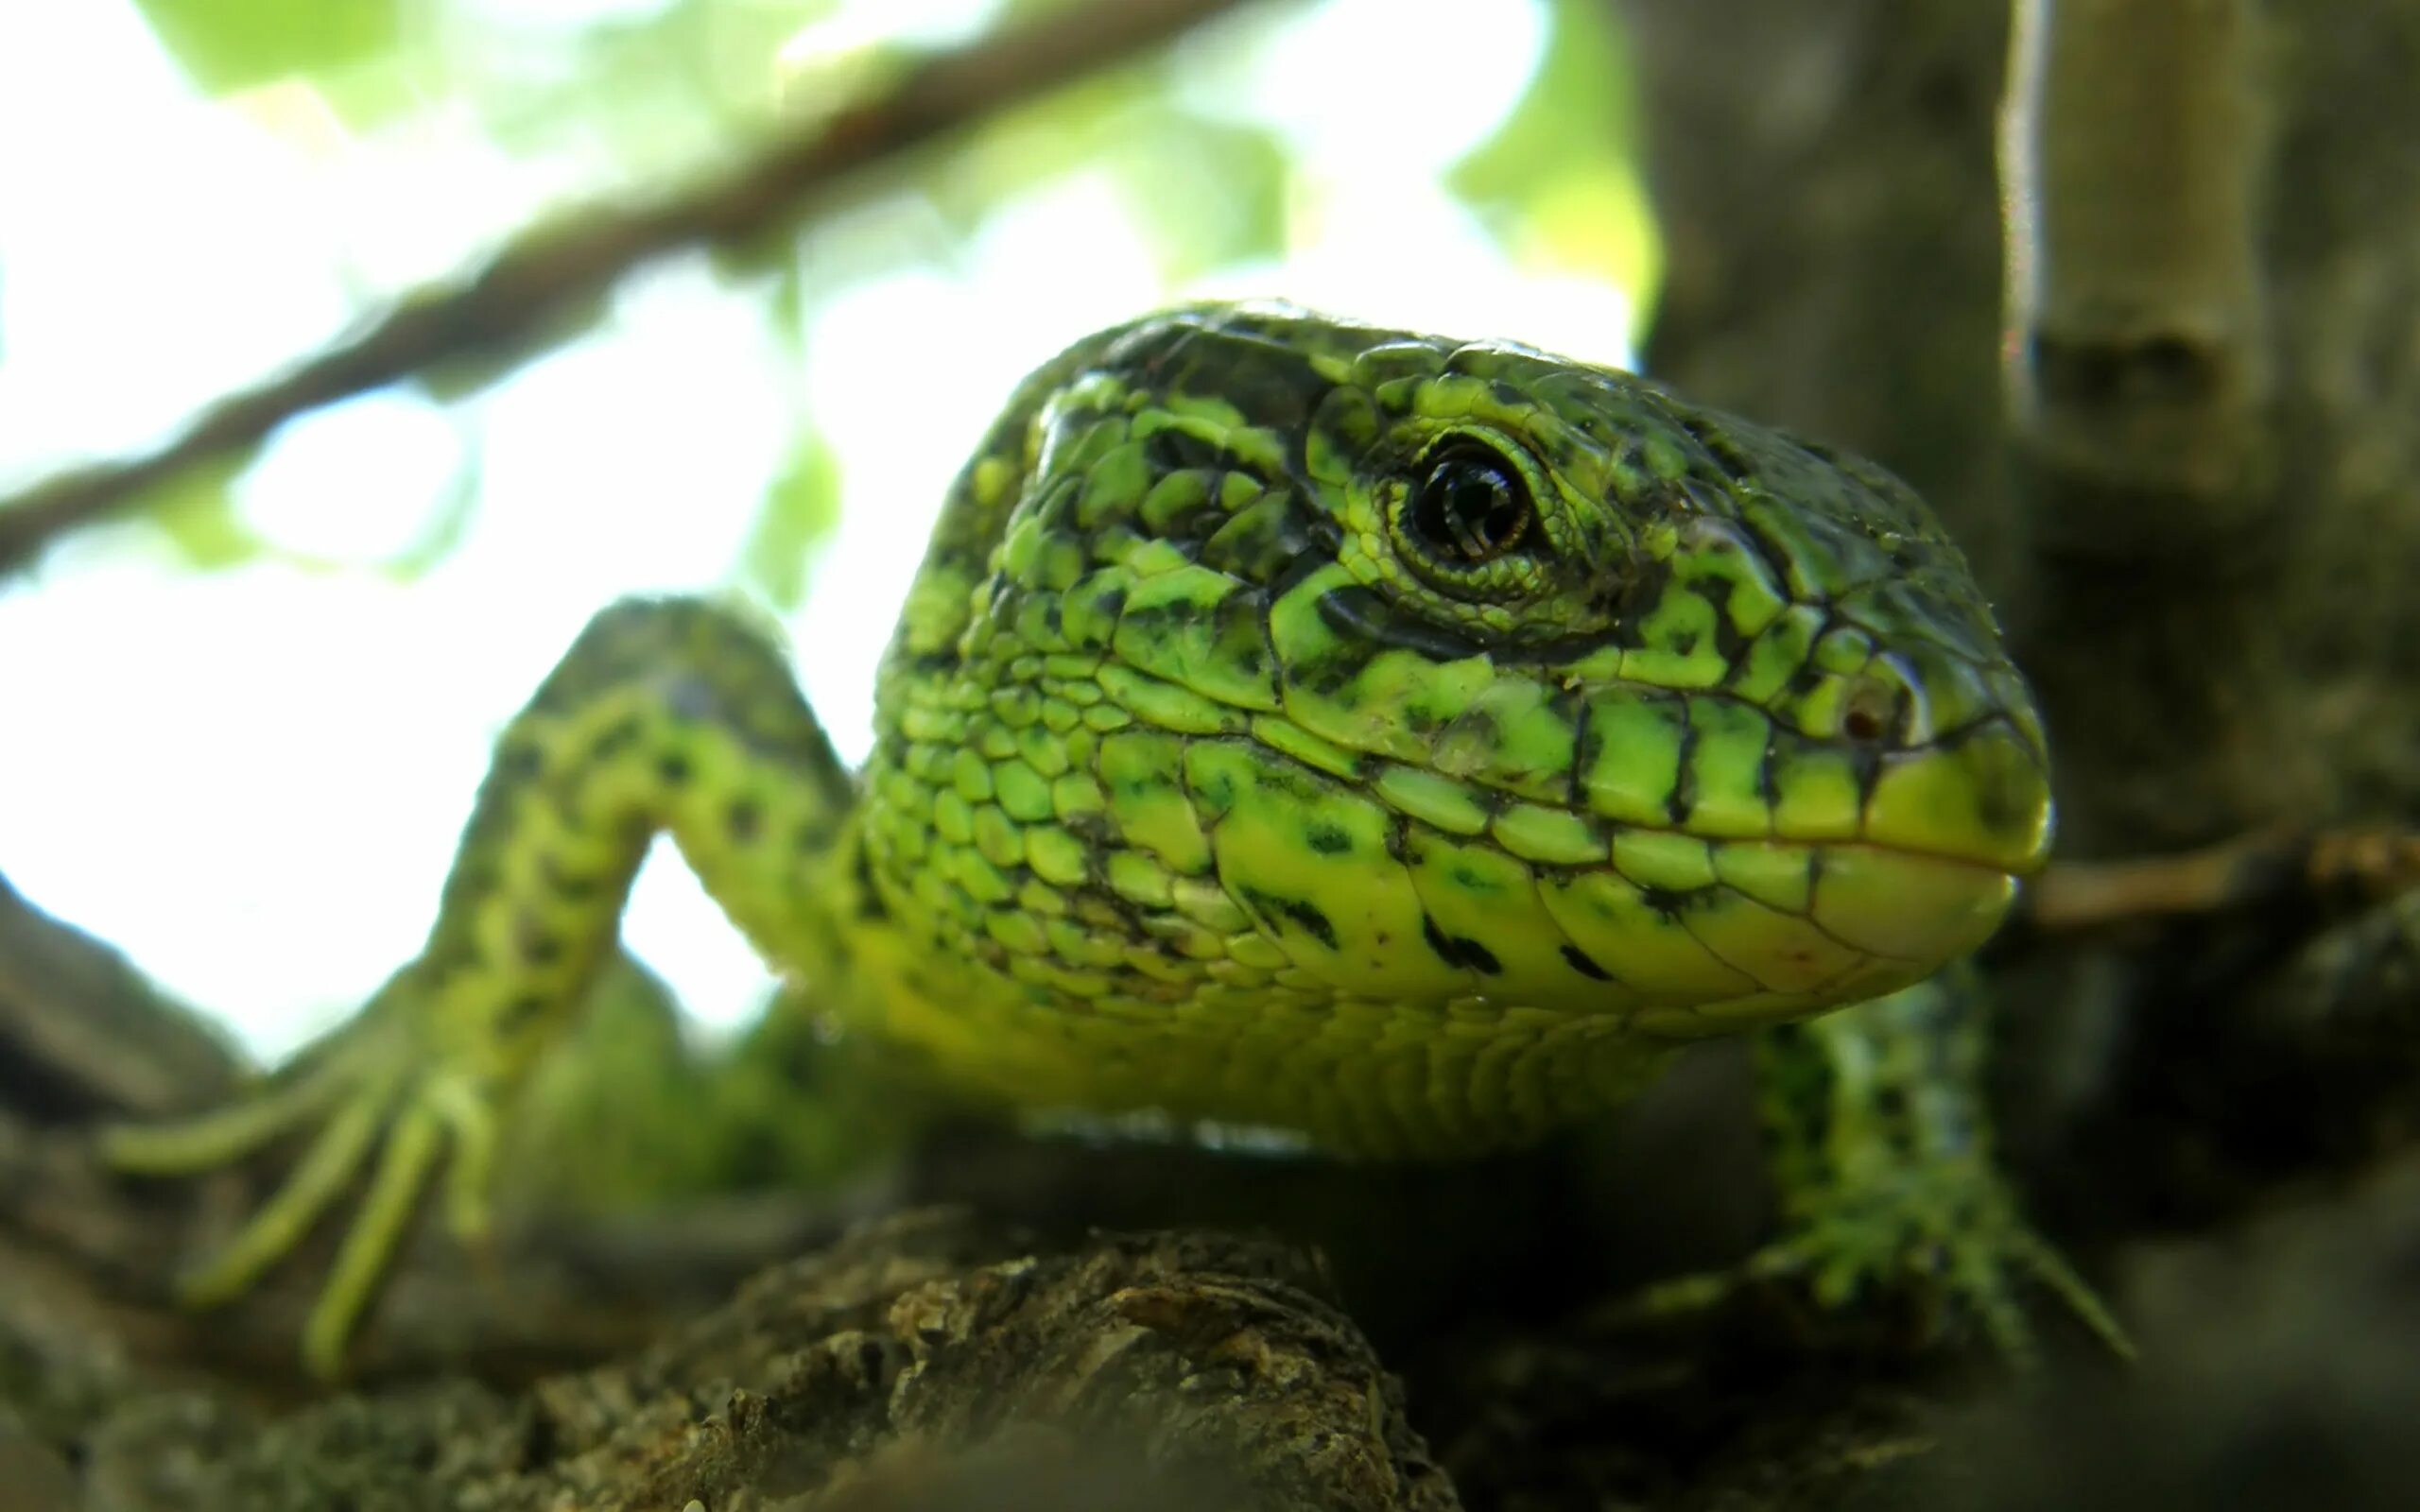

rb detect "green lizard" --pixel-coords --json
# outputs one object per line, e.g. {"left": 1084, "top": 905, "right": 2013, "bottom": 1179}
{"left": 107, "top": 303, "right": 2111, "bottom": 1376}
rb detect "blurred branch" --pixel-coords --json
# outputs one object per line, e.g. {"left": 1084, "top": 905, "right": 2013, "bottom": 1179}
{"left": 1999, "top": 0, "right": 2273, "bottom": 557}
{"left": 2024, "top": 827, "right": 2420, "bottom": 936}
{"left": 1996, "top": 0, "right": 2295, "bottom": 852}
{"left": 0, "top": 0, "right": 1257, "bottom": 576}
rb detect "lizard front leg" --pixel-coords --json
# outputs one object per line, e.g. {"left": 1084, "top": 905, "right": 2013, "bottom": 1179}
{"left": 1647, "top": 970, "right": 2129, "bottom": 1362}
{"left": 105, "top": 596, "right": 853, "bottom": 1376}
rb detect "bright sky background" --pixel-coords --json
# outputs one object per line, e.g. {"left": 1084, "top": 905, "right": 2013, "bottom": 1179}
{"left": 0, "top": 0, "right": 1638, "bottom": 1063}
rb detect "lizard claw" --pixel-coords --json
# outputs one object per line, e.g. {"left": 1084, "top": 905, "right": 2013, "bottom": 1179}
{"left": 100, "top": 986, "right": 491, "bottom": 1379}
{"left": 1630, "top": 1159, "right": 2132, "bottom": 1366}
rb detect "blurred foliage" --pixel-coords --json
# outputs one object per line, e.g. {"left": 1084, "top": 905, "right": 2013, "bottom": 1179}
{"left": 102, "top": 0, "right": 1656, "bottom": 606}
{"left": 20, "top": 0, "right": 1659, "bottom": 1165}
{"left": 147, "top": 404, "right": 483, "bottom": 581}
{"left": 134, "top": 0, "right": 403, "bottom": 100}
{"left": 377, "top": 421, "right": 488, "bottom": 580}
{"left": 149, "top": 447, "right": 272, "bottom": 571}
{"left": 1454, "top": 0, "right": 1660, "bottom": 335}
{"left": 737, "top": 429, "right": 841, "bottom": 611}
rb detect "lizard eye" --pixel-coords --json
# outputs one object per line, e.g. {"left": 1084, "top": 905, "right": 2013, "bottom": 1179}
{"left": 1406, "top": 439, "right": 1533, "bottom": 563}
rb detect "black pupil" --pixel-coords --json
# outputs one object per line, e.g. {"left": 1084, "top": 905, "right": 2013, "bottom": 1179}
{"left": 1410, "top": 448, "right": 1530, "bottom": 561}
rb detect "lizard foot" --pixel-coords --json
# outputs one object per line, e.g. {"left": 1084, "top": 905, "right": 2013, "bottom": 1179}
{"left": 98, "top": 976, "right": 500, "bottom": 1378}
{"left": 1631, "top": 1157, "right": 2131, "bottom": 1366}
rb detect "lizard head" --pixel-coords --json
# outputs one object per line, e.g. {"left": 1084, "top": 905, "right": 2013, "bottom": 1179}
{"left": 906, "top": 303, "right": 2048, "bottom": 1038}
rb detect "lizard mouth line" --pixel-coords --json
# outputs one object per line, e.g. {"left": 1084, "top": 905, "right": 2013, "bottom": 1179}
{"left": 1797, "top": 837, "right": 2033, "bottom": 882}
{"left": 1595, "top": 831, "right": 2038, "bottom": 881}
{"left": 1647, "top": 838, "right": 2020, "bottom": 1015}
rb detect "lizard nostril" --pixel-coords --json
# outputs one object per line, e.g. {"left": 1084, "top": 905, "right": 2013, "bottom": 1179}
{"left": 1841, "top": 676, "right": 1908, "bottom": 746}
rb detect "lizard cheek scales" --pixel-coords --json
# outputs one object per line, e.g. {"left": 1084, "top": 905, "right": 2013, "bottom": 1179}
{"left": 844, "top": 307, "right": 2049, "bottom": 1136}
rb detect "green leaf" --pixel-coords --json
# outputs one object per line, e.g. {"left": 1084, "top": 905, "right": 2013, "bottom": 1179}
{"left": 377, "top": 424, "right": 484, "bottom": 583}
{"left": 763, "top": 261, "right": 809, "bottom": 358}
{"left": 1114, "top": 110, "right": 1289, "bottom": 284}
{"left": 148, "top": 449, "right": 269, "bottom": 572}
{"left": 132, "top": 0, "right": 402, "bottom": 96}
{"left": 1448, "top": 0, "right": 1661, "bottom": 317}
{"left": 735, "top": 432, "right": 844, "bottom": 612}
{"left": 1450, "top": 0, "right": 1635, "bottom": 211}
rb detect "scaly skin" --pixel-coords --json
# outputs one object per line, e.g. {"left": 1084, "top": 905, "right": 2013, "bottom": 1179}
{"left": 107, "top": 303, "right": 2092, "bottom": 1375}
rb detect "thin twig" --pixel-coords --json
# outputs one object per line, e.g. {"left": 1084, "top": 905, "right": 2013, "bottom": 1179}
{"left": 0, "top": 0, "right": 1257, "bottom": 576}
{"left": 2024, "top": 826, "right": 2420, "bottom": 936}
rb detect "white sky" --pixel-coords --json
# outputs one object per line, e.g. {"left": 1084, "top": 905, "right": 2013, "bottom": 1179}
{"left": 0, "top": 0, "right": 1635, "bottom": 1063}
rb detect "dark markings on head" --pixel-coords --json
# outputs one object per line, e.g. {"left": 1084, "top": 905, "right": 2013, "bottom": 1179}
{"left": 1962, "top": 720, "right": 2040, "bottom": 839}
{"left": 1561, "top": 944, "right": 1614, "bottom": 981}
{"left": 514, "top": 911, "right": 562, "bottom": 968}
{"left": 1639, "top": 885, "right": 1689, "bottom": 920}
{"left": 592, "top": 715, "right": 643, "bottom": 762}
{"left": 796, "top": 816, "right": 838, "bottom": 853}
{"left": 497, "top": 993, "right": 547, "bottom": 1036}
{"left": 1143, "top": 323, "right": 1335, "bottom": 440}
{"left": 1279, "top": 898, "right": 1339, "bottom": 951}
{"left": 1186, "top": 763, "right": 1237, "bottom": 811}
{"left": 852, "top": 837, "right": 890, "bottom": 922}
{"left": 1587, "top": 553, "right": 1666, "bottom": 644}
{"left": 1567, "top": 705, "right": 1603, "bottom": 812}
{"left": 1232, "top": 628, "right": 1275, "bottom": 685}
{"left": 1305, "top": 822, "right": 1352, "bottom": 856}
{"left": 657, "top": 752, "right": 692, "bottom": 786}
{"left": 727, "top": 798, "right": 762, "bottom": 844}
{"left": 1667, "top": 716, "right": 1699, "bottom": 826}
{"left": 1421, "top": 914, "right": 1505, "bottom": 975}
{"left": 1456, "top": 936, "right": 1503, "bottom": 976}
{"left": 1243, "top": 887, "right": 1340, "bottom": 951}
{"left": 1252, "top": 490, "right": 1324, "bottom": 563}
{"left": 1145, "top": 427, "right": 1229, "bottom": 476}
{"left": 1849, "top": 740, "right": 1885, "bottom": 813}
{"left": 1672, "top": 410, "right": 1756, "bottom": 483}
{"left": 1267, "top": 540, "right": 1341, "bottom": 603}
{"left": 1704, "top": 604, "right": 1752, "bottom": 670}
{"left": 1287, "top": 649, "right": 1369, "bottom": 699}
{"left": 1314, "top": 585, "right": 1487, "bottom": 664}
{"left": 543, "top": 856, "right": 601, "bottom": 902}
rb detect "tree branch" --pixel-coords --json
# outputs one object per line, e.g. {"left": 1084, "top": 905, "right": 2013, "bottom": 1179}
{"left": 0, "top": 0, "right": 1257, "bottom": 577}
{"left": 1999, "top": 0, "right": 2274, "bottom": 557}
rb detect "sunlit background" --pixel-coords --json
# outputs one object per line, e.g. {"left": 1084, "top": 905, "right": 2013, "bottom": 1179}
{"left": 0, "top": 0, "right": 1658, "bottom": 1063}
